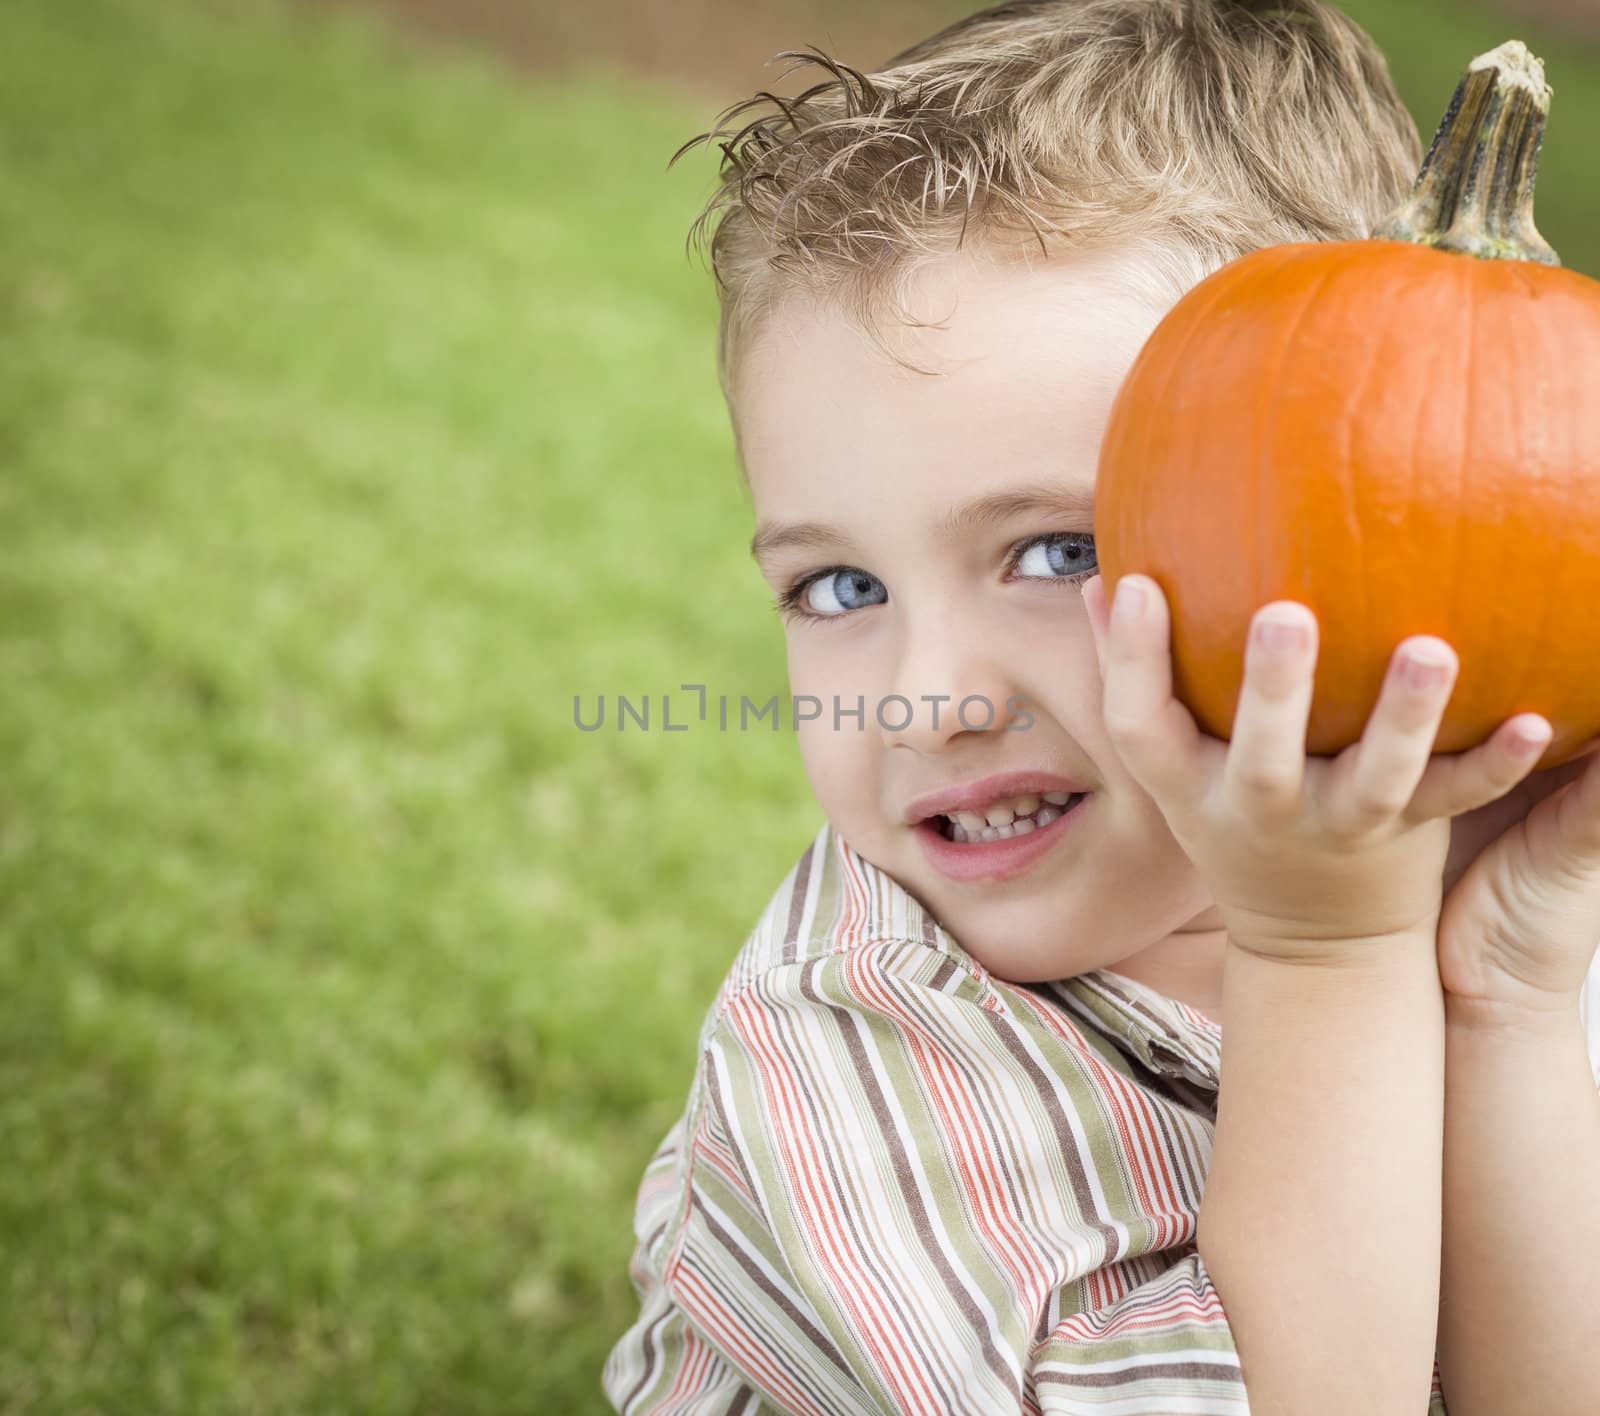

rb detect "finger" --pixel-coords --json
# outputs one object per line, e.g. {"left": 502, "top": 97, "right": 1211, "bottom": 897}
{"left": 1083, "top": 575, "right": 1109, "bottom": 676}
{"left": 1100, "top": 575, "right": 1210, "bottom": 801}
{"left": 1409, "top": 713, "right": 1552, "bottom": 822}
{"left": 1222, "top": 601, "right": 1318, "bottom": 817}
{"left": 1321, "top": 636, "right": 1457, "bottom": 834}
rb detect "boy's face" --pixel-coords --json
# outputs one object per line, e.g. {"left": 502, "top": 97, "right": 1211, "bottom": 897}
{"left": 735, "top": 242, "right": 1224, "bottom": 982}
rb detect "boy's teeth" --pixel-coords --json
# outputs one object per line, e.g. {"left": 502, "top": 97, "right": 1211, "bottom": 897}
{"left": 943, "top": 790, "right": 1084, "bottom": 842}
{"left": 965, "top": 790, "right": 1080, "bottom": 826}
{"left": 952, "top": 815, "right": 1046, "bottom": 843}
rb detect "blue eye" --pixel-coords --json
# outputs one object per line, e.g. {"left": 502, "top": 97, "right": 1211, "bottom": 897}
{"left": 1012, "top": 532, "right": 1098, "bottom": 583}
{"left": 778, "top": 568, "right": 888, "bottom": 622}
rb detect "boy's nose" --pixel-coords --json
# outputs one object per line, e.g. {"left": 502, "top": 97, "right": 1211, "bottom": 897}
{"left": 879, "top": 629, "right": 1018, "bottom": 754}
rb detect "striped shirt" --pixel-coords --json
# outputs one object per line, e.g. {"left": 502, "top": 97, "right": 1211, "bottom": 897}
{"left": 606, "top": 820, "right": 1600, "bottom": 1414}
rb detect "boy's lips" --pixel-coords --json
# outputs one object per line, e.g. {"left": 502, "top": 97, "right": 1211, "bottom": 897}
{"left": 912, "top": 792, "right": 1092, "bottom": 884}
{"left": 901, "top": 770, "right": 1092, "bottom": 825}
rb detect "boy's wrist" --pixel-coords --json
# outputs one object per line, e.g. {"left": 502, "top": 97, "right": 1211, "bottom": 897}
{"left": 1442, "top": 988, "right": 1584, "bottom": 1039}
{"left": 1223, "top": 925, "right": 1441, "bottom": 975}
{"left": 1217, "top": 933, "right": 1445, "bottom": 1053}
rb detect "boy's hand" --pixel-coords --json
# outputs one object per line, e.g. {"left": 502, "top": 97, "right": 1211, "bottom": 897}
{"left": 1436, "top": 728, "right": 1600, "bottom": 1017}
{"left": 1082, "top": 574, "right": 1550, "bottom": 965}
{"left": 1441, "top": 743, "right": 1599, "bottom": 896}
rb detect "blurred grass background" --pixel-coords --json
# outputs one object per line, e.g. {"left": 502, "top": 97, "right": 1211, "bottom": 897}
{"left": 2, "top": 0, "right": 1595, "bottom": 1410}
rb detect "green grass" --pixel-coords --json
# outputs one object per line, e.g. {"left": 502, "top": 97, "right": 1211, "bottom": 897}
{"left": 1, "top": 0, "right": 1596, "bottom": 1411}
{"left": 0, "top": 1, "right": 816, "bottom": 1409}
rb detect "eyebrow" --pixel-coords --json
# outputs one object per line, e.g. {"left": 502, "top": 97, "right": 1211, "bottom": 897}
{"left": 748, "top": 482, "right": 1098, "bottom": 567}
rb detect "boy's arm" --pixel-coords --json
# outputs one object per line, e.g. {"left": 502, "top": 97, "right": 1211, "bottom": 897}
{"left": 1198, "top": 935, "right": 1447, "bottom": 1416}
{"left": 1434, "top": 998, "right": 1600, "bottom": 1416}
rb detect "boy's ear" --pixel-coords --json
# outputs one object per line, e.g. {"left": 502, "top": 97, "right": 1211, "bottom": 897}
{"left": 1083, "top": 574, "right": 1109, "bottom": 675}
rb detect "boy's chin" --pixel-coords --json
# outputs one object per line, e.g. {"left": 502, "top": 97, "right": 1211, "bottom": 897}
{"left": 956, "top": 928, "right": 1105, "bottom": 986}
{"left": 913, "top": 887, "right": 1105, "bottom": 983}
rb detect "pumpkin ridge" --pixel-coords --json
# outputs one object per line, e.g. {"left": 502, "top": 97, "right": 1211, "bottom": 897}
{"left": 1253, "top": 261, "right": 1338, "bottom": 613}
{"left": 1100, "top": 236, "right": 1243, "bottom": 610}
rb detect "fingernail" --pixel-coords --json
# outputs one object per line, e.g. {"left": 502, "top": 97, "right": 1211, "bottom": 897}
{"left": 1254, "top": 613, "right": 1309, "bottom": 654}
{"left": 1400, "top": 648, "right": 1451, "bottom": 690}
{"left": 1513, "top": 719, "right": 1553, "bottom": 751}
{"left": 1112, "top": 579, "right": 1147, "bottom": 625}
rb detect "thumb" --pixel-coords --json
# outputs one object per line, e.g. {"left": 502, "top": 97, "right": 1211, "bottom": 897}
{"left": 1546, "top": 748, "right": 1600, "bottom": 873}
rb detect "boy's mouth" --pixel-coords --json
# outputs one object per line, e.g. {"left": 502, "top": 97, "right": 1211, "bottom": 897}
{"left": 903, "top": 772, "right": 1095, "bottom": 884}
{"left": 912, "top": 790, "right": 1092, "bottom": 884}
{"left": 931, "top": 791, "right": 1085, "bottom": 842}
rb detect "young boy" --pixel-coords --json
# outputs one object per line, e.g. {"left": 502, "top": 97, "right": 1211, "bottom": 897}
{"left": 605, "top": 3, "right": 1600, "bottom": 1411}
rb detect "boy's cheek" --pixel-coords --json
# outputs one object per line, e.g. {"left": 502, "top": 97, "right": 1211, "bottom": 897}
{"left": 795, "top": 717, "right": 870, "bottom": 818}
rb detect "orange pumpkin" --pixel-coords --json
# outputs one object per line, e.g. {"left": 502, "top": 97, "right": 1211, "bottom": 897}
{"left": 1096, "top": 41, "right": 1600, "bottom": 768}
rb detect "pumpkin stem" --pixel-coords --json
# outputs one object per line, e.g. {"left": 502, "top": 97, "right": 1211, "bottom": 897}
{"left": 1373, "top": 39, "right": 1560, "bottom": 266}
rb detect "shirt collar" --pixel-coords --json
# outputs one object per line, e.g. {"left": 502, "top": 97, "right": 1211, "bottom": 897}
{"left": 831, "top": 825, "right": 1222, "bottom": 1088}
{"left": 1058, "top": 970, "right": 1222, "bottom": 1090}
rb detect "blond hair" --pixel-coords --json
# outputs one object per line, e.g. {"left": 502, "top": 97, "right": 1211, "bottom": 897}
{"left": 673, "top": 0, "right": 1422, "bottom": 390}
